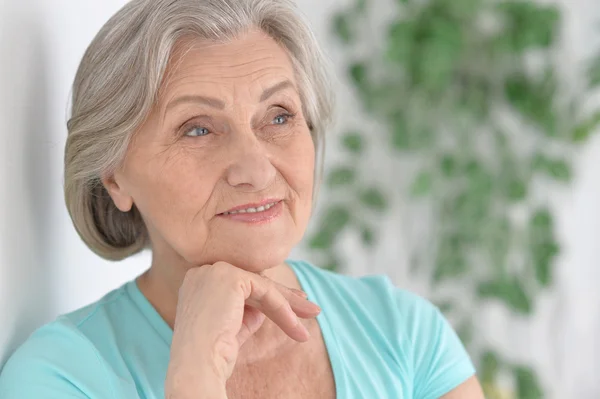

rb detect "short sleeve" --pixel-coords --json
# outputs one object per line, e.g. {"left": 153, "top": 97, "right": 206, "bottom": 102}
{"left": 0, "top": 320, "right": 116, "bottom": 399}
{"left": 396, "top": 291, "right": 476, "bottom": 399}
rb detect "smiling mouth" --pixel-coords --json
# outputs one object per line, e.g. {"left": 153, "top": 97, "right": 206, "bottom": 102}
{"left": 220, "top": 200, "right": 282, "bottom": 215}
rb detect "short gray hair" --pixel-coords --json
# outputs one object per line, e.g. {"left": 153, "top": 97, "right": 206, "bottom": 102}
{"left": 64, "top": 0, "right": 334, "bottom": 261}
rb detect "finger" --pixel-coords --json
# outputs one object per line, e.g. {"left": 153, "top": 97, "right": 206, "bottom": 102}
{"left": 276, "top": 284, "right": 321, "bottom": 319}
{"left": 237, "top": 305, "right": 266, "bottom": 347}
{"left": 290, "top": 288, "right": 308, "bottom": 299}
{"left": 244, "top": 277, "right": 311, "bottom": 342}
{"left": 268, "top": 279, "right": 318, "bottom": 315}
{"left": 256, "top": 271, "right": 309, "bottom": 300}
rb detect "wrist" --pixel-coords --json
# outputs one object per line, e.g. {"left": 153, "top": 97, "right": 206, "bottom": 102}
{"left": 165, "top": 365, "right": 227, "bottom": 399}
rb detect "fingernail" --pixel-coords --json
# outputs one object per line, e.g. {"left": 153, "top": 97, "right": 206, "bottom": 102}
{"left": 291, "top": 288, "right": 308, "bottom": 299}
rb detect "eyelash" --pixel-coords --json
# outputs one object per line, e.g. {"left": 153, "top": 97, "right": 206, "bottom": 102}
{"left": 271, "top": 112, "right": 296, "bottom": 126}
{"left": 182, "top": 111, "right": 297, "bottom": 137}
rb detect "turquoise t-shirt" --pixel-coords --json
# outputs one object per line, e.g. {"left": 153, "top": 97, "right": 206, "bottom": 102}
{"left": 0, "top": 260, "right": 475, "bottom": 398}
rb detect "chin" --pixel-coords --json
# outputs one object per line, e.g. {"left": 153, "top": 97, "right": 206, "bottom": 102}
{"left": 183, "top": 238, "right": 295, "bottom": 274}
{"left": 180, "top": 212, "right": 307, "bottom": 272}
{"left": 228, "top": 242, "right": 293, "bottom": 273}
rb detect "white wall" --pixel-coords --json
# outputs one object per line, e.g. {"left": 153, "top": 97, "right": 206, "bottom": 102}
{"left": 1, "top": 0, "right": 599, "bottom": 397}
{"left": 0, "top": 0, "right": 150, "bottom": 365}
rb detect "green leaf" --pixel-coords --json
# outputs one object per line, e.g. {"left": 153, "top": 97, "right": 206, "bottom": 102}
{"left": 545, "top": 159, "right": 571, "bottom": 181}
{"left": 333, "top": 12, "right": 354, "bottom": 44}
{"left": 308, "top": 230, "right": 333, "bottom": 250}
{"left": 412, "top": 18, "right": 463, "bottom": 93}
{"left": 484, "top": 217, "right": 511, "bottom": 271}
{"left": 413, "top": 126, "right": 436, "bottom": 148}
{"left": 449, "top": 190, "right": 490, "bottom": 237}
{"left": 587, "top": 54, "right": 600, "bottom": 87}
{"left": 359, "top": 187, "right": 388, "bottom": 211}
{"left": 386, "top": 21, "right": 414, "bottom": 65}
{"left": 342, "top": 132, "right": 365, "bottom": 154}
{"left": 531, "top": 208, "right": 552, "bottom": 230}
{"left": 532, "top": 153, "right": 572, "bottom": 182}
{"left": 531, "top": 241, "right": 559, "bottom": 287}
{"left": 441, "top": 0, "right": 482, "bottom": 19}
{"left": 389, "top": 119, "right": 434, "bottom": 150}
{"left": 355, "top": 0, "right": 367, "bottom": 12}
{"left": 514, "top": 366, "right": 544, "bottom": 399}
{"left": 322, "top": 205, "right": 352, "bottom": 233}
{"left": 361, "top": 226, "right": 376, "bottom": 247}
{"left": 459, "top": 78, "right": 492, "bottom": 119}
{"left": 505, "top": 72, "right": 557, "bottom": 135}
{"left": 533, "top": 257, "right": 553, "bottom": 287}
{"left": 410, "top": 170, "right": 433, "bottom": 197}
{"left": 464, "top": 159, "right": 485, "bottom": 180}
{"left": 497, "top": 2, "right": 560, "bottom": 52}
{"left": 327, "top": 166, "right": 357, "bottom": 187}
{"left": 323, "top": 256, "right": 340, "bottom": 272}
{"left": 529, "top": 207, "right": 558, "bottom": 286}
{"left": 436, "top": 301, "right": 454, "bottom": 314}
{"left": 571, "top": 111, "right": 600, "bottom": 142}
{"left": 309, "top": 205, "right": 352, "bottom": 249}
{"left": 439, "top": 155, "right": 458, "bottom": 177}
{"left": 477, "top": 278, "right": 532, "bottom": 314}
{"left": 456, "top": 320, "right": 473, "bottom": 347}
{"left": 480, "top": 351, "right": 501, "bottom": 385}
{"left": 505, "top": 178, "right": 528, "bottom": 201}
{"left": 390, "top": 111, "right": 411, "bottom": 150}
{"left": 462, "top": 160, "right": 494, "bottom": 217}
{"left": 349, "top": 62, "right": 368, "bottom": 88}
{"left": 434, "top": 233, "right": 469, "bottom": 282}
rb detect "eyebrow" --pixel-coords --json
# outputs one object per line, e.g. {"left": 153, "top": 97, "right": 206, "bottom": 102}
{"left": 259, "top": 80, "right": 296, "bottom": 102}
{"left": 165, "top": 79, "right": 297, "bottom": 111}
{"left": 166, "top": 95, "right": 225, "bottom": 111}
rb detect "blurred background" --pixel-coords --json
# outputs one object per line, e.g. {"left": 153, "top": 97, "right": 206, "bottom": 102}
{"left": 1, "top": 0, "right": 600, "bottom": 398}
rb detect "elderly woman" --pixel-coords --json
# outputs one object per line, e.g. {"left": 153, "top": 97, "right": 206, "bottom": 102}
{"left": 0, "top": 0, "right": 483, "bottom": 398}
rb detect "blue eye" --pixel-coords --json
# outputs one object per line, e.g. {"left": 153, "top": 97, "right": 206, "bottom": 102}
{"left": 272, "top": 114, "right": 293, "bottom": 125}
{"left": 185, "top": 126, "right": 210, "bottom": 137}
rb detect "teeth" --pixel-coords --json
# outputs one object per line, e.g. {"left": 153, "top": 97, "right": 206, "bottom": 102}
{"left": 223, "top": 201, "right": 279, "bottom": 215}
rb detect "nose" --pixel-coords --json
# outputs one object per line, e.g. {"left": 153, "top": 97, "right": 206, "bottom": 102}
{"left": 225, "top": 129, "right": 277, "bottom": 191}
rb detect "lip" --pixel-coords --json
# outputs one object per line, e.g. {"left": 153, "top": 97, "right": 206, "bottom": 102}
{"left": 220, "top": 198, "right": 283, "bottom": 214}
{"left": 217, "top": 200, "right": 283, "bottom": 224}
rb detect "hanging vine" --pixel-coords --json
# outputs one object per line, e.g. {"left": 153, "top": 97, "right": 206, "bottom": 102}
{"left": 308, "top": 0, "right": 600, "bottom": 397}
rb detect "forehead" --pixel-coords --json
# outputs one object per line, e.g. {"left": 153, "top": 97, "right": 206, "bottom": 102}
{"left": 160, "top": 29, "right": 298, "bottom": 100}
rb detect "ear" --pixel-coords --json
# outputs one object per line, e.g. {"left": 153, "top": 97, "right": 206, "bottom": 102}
{"left": 101, "top": 173, "right": 133, "bottom": 212}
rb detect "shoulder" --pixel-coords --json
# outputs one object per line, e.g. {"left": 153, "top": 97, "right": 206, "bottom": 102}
{"left": 290, "top": 259, "right": 475, "bottom": 397}
{"left": 290, "top": 258, "right": 443, "bottom": 347}
{"left": 0, "top": 284, "right": 134, "bottom": 398}
{"left": 61, "top": 282, "right": 131, "bottom": 328}
{"left": 0, "top": 317, "right": 116, "bottom": 398}
{"left": 289, "top": 258, "right": 437, "bottom": 328}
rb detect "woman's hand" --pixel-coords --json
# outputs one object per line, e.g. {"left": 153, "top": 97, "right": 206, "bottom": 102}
{"left": 164, "top": 261, "right": 321, "bottom": 399}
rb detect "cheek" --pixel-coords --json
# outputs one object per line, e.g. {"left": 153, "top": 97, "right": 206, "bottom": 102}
{"left": 124, "top": 147, "right": 218, "bottom": 222}
{"left": 282, "top": 133, "right": 315, "bottom": 201}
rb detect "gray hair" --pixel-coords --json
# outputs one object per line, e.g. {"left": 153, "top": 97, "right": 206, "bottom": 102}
{"left": 64, "top": 0, "right": 334, "bottom": 261}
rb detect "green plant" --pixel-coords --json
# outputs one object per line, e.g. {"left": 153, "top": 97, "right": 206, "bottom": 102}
{"left": 309, "top": 0, "right": 600, "bottom": 396}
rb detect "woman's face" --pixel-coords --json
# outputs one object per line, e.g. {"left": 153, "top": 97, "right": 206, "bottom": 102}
{"left": 106, "top": 29, "right": 315, "bottom": 272}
